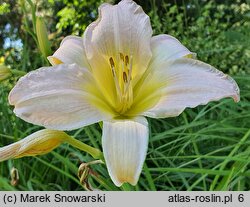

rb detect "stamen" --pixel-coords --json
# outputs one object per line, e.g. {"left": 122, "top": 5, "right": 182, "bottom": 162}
{"left": 123, "top": 72, "right": 128, "bottom": 83}
{"left": 109, "top": 57, "right": 122, "bottom": 99}
{"left": 111, "top": 67, "right": 115, "bottom": 77}
{"left": 109, "top": 57, "right": 115, "bottom": 68}
{"left": 119, "top": 53, "right": 124, "bottom": 61}
{"left": 125, "top": 55, "right": 129, "bottom": 66}
{"left": 109, "top": 54, "right": 134, "bottom": 114}
{"left": 128, "top": 55, "right": 133, "bottom": 81}
{"left": 124, "top": 55, "right": 133, "bottom": 95}
{"left": 109, "top": 57, "right": 116, "bottom": 77}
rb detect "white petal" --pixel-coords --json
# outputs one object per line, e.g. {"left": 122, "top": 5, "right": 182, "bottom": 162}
{"left": 127, "top": 35, "right": 195, "bottom": 115}
{"left": 143, "top": 58, "right": 240, "bottom": 118}
{"left": 102, "top": 117, "right": 148, "bottom": 186}
{"left": 84, "top": 0, "right": 152, "bottom": 78}
{"left": 9, "top": 64, "right": 111, "bottom": 130}
{"left": 47, "top": 36, "right": 89, "bottom": 68}
{"left": 150, "top": 34, "right": 195, "bottom": 66}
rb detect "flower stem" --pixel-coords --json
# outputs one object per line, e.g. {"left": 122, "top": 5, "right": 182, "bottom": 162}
{"left": 11, "top": 69, "right": 27, "bottom": 76}
{"left": 66, "top": 136, "right": 103, "bottom": 160}
{"left": 121, "top": 183, "right": 134, "bottom": 191}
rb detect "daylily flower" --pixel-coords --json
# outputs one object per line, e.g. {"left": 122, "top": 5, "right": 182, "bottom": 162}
{"left": 7, "top": 0, "right": 239, "bottom": 186}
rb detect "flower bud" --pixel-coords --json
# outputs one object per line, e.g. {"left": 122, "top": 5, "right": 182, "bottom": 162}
{"left": 0, "top": 65, "right": 11, "bottom": 82}
{"left": 36, "top": 16, "right": 52, "bottom": 58}
{"left": 0, "top": 129, "right": 69, "bottom": 162}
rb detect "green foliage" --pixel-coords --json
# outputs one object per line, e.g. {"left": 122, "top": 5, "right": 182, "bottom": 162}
{"left": 0, "top": 0, "right": 250, "bottom": 191}
{"left": 55, "top": 0, "right": 104, "bottom": 35}
{"left": 0, "top": 2, "right": 10, "bottom": 15}
{"left": 146, "top": 0, "right": 250, "bottom": 75}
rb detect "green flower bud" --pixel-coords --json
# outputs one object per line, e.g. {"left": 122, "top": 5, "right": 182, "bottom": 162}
{"left": 36, "top": 16, "right": 52, "bottom": 58}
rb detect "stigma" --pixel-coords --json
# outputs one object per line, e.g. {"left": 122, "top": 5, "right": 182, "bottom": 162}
{"left": 109, "top": 53, "right": 133, "bottom": 114}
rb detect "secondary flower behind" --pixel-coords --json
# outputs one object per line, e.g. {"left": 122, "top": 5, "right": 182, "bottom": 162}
{"left": 1, "top": 0, "right": 239, "bottom": 187}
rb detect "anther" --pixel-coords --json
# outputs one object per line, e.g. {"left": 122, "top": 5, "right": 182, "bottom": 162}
{"left": 119, "top": 53, "right": 124, "bottom": 61}
{"left": 109, "top": 57, "right": 115, "bottom": 68}
{"left": 109, "top": 57, "right": 116, "bottom": 77}
{"left": 109, "top": 57, "right": 122, "bottom": 98}
{"left": 123, "top": 72, "right": 128, "bottom": 83}
{"left": 125, "top": 55, "right": 129, "bottom": 66}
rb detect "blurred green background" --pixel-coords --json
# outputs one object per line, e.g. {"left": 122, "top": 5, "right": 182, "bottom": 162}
{"left": 0, "top": 0, "right": 250, "bottom": 190}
